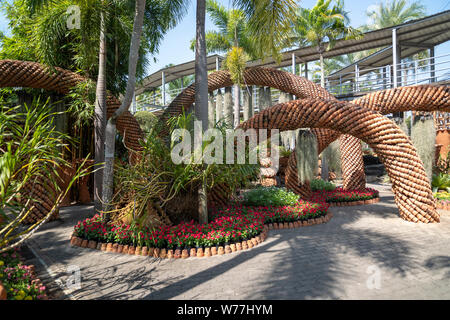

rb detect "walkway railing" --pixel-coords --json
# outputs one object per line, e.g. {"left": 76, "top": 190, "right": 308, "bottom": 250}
{"left": 133, "top": 52, "right": 450, "bottom": 113}
{"left": 317, "top": 52, "right": 450, "bottom": 97}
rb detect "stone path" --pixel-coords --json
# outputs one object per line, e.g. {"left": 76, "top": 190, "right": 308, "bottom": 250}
{"left": 26, "top": 183, "right": 450, "bottom": 300}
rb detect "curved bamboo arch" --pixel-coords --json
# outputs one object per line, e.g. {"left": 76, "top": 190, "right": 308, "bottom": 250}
{"left": 0, "top": 60, "right": 143, "bottom": 223}
{"left": 239, "top": 98, "right": 439, "bottom": 223}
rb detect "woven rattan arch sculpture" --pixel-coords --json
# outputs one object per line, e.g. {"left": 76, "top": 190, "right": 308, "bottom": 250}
{"left": 285, "top": 84, "right": 450, "bottom": 197}
{"left": 0, "top": 60, "right": 143, "bottom": 223}
{"left": 164, "top": 66, "right": 449, "bottom": 223}
{"left": 239, "top": 98, "right": 440, "bottom": 223}
{"left": 162, "top": 66, "right": 366, "bottom": 191}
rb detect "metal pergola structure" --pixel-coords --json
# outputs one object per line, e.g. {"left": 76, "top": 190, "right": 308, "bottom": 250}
{"left": 134, "top": 10, "right": 450, "bottom": 109}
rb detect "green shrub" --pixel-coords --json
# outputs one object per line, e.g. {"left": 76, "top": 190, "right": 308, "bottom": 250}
{"left": 242, "top": 186, "right": 299, "bottom": 207}
{"left": 434, "top": 191, "right": 450, "bottom": 201}
{"left": 432, "top": 173, "right": 450, "bottom": 193}
{"left": 310, "top": 179, "right": 336, "bottom": 192}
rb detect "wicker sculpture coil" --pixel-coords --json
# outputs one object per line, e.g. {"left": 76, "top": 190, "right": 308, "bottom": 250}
{"left": 0, "top": 60, "right": 143, "bottom": 223}
{"left": 163, "top": 66, "right": 450, "bottom": 223}
{"left": 1, "top": 60, "right": 448, "bottom": 223}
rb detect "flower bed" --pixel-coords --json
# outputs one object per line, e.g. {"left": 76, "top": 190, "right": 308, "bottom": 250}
{"left": 310, "top": 187, "right": 379, "bottom": 206}
{"left": 71, "top": 199, "right": 331, "bottom": 259}
{"left": 436, "top": 199, "right": 450, "bottom": 211}
{"left": 0, "top": 248, "right": 48, "bottom": 300}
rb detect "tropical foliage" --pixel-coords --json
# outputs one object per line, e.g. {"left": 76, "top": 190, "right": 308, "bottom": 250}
{"left": 0, "top": 100, "right": 90, "bottom": 252}
{"left": 1, "top": 0, "right": 187, "bottom": 95}
{"left": 108, "top": 113, "right": 259, "bottom": 226}
{"left": 432, "top": 173, "right": 450, "bottom": 193}
{"left": 284, "top": 0, "right": 361, "bottom": 86}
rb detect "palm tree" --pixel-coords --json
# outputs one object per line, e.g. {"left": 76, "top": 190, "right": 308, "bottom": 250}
{"left": 194, "top": 0, "right": 209, "bottom": 224}
{"left": 364, "top": 0, "right": 427, "bottom": 120}
{"left": 192, "top": 0, "right": 297, "bottom": 222}
{"left": 102, "top": 0, "right": 147, "bottom": 218}
{"left": 364, "top": 0, "right": 425, "bottom": 30}
{"left": 21, "top": 0, "right": 188, "bottom": 213}
{"left": 193, "top": 0, "right": 296, "bottom": 128}
{"left": 191, "top": 0, "right": 256, "bottom": 128}
{"left": 287, "top": 0, "right": 361, "bottom": 88}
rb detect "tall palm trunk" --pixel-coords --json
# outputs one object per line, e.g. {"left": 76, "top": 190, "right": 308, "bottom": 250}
{"left": 318, "top": 47, "right": 329, "bottom": 180}
{"left": 195, "top": 0, "right": 209, "bottom": 224}
{"left": 233, "top": 84, "right": 240, "bottom": 128}
{"left": 102, "top": 0, "right": 147, "bottom": 219}
{"left": 319, "top": 51, "right": 325, "bottom": 89}
{"left": 94, "top": 6, "right": 107, "bottom": 213}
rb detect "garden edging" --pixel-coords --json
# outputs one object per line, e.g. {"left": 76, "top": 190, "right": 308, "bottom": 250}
{"left": 69, "top": 212, "right": 334, "bottom": 259}
{"left": 327, "top": 197, "right": 380, "bottom": 207}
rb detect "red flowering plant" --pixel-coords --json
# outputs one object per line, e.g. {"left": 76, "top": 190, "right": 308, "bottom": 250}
{"left": 311, "top": 187, "right": 379, "bottom": 203}
{"left": 112, "top": 223, "right": 131, "bottom": 245}
{"left": 73, "top": 198, "right": 329, "bottom": 250}
{"left": 74, "top": 214, "right": 110, "bottom": 241}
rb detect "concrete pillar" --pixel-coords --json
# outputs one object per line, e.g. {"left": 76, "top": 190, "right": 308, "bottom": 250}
{"left": 224, "top": 86, "right": 233, "bottom": 126}
{"left": 430, "top": 46, "right": 436, "bottom": 83}
{"left": 304, "top": 62, "right": 308, "bottom": 80}
{"left": 215, "top": 89, "right": 223, "bottom": 122}
{"left": 292, "top": 53, "right": 296, "bottom": 75}
{"left": 392, "top": 28, "right": 403, "bottom": 120}
{"left": 392, "top": 28, "right": 401, "bottom": 88}
{"left": 265, "top": 87, "right": 272, "bottom": 108}
{"left": 161, "top": 71, "right": 166, "bottom": 105}
{"left": 258, "top": 86, "right": 265, "bottom": 111}
{"left": 243, "top": 86, "right": 253, "bottom": 121}
{"left": 208, "top": 92, "right": 215, "bottom": 128}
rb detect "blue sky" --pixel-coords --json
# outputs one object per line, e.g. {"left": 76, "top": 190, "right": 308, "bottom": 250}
{"left": 1, "top": 0, "right": 449, "bottom": 76}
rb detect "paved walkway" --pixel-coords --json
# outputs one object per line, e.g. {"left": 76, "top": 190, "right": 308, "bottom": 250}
{"left": 27, "top": 183, "right": 450, "bottom": 300}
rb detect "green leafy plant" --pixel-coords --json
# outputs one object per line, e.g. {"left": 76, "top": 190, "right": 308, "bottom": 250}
{"left": 242, "top": 186, "right": 299, "bottom": 207}
{"left": 0, "top": 99, "right": 92, "bottom": 252}
{"left": 431, "top": 173, "right": 450, "bottom": 193}
{"left": 109, "top": 112, "right": 259, "bottom": 225}
{"left": 434, "top": 191, "right": 450, "bottom": 201}
{"left": 310, "top": 179, "right": 336, "bottom": 192}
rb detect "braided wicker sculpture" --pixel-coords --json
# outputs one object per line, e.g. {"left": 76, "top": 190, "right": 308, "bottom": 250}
{"left": 162, "top": 67, "right": 366, "bottom": 191}
{"left": 0, "top": 60, "right": 143, "bottom": 223}
{"left": 239, "top": 98, "right": 441, "bottom": 223}
{"left": 164, "top": 66, "right": 449, "bottom": 223}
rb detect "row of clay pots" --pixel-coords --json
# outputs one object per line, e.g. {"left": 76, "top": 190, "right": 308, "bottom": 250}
{"left": 267, "top": 212, "right": 333, "bottom": 230}
{"left": 70, "top": 212, "right": 333, "bottom": 259}
{"left": 328, "top": 197, "right": 379, "bottom": 207}
{"left": 436, "top": 201, "right": 450, "bottom": 211}
{"left": 70, "top": 230, "right": 270, "bottom": 259}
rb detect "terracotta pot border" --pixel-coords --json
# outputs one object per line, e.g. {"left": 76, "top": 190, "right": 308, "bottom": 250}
{"left": 328, "top": 196, "right": 380, "bottom": 207}
{"left": 69, "top": 212, "right": 334, "bottom": 260}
